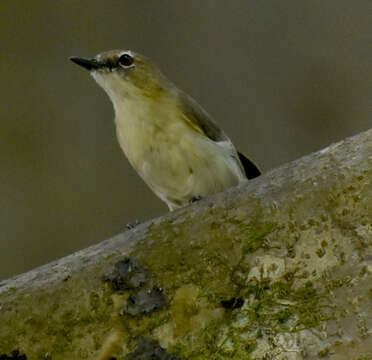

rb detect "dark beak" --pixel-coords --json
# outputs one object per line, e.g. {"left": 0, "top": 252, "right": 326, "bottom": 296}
{"left": 69, "top": 56, "right": 104, "bottom": 70}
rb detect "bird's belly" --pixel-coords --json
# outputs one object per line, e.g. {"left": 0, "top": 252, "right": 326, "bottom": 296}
{"left": 136, "top": 135, "right": 244, "bottom": 209}
{"left": 115, "top": 109, "right": 245, "bottom": 210}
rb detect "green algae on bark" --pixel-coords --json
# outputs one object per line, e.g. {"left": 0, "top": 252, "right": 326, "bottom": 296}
{"left": 0, "top": 129, "right": 371, "bottom": 359}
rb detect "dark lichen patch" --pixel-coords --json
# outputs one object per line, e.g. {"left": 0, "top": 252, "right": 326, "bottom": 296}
{"left": 122, "top": 287, "right": 166, "bottom": 316}
{"left": 221, "top": 297, "right": 244, "bottom": 310}
{"left": 0, "top": 350, "right": 27, "bottom": 359}
{"left": 104, "top": 258, "right": 148, "bottom": 291}
{"left": 125, "top": 337, "right": 181, "bottom": 360}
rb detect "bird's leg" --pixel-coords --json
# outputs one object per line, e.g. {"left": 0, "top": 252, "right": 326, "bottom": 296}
{"left": 189, "top": 195, "right": 203, "bottom": 204}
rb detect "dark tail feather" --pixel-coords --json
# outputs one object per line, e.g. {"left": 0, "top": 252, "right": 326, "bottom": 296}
{"left": 238, "top": 152, "right": 261, "bottom": 179}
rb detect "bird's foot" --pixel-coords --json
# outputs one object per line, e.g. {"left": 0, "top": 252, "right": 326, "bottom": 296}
{"left": 126, "top": 220, "right": 141, "bottom": 230}
{"left": 190, "top": 195, "right": 203, "bottom": 204}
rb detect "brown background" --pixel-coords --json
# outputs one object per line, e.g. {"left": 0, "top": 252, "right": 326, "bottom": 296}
{"left": 1, "top": 1, "right": 371, "bottom": 279}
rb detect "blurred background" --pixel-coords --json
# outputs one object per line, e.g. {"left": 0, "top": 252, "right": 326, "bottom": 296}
{"left": 0, "top": 1, "right": 371, "bottom": 279}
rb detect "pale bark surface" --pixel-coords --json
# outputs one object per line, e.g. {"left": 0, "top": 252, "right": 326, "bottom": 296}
{"left": 0, "top": 129, "right": 371, "bottom": 360}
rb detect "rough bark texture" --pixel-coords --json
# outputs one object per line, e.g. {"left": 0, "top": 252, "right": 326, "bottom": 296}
{"left": 1, "top": 129, "right": 372, "bottom": 360}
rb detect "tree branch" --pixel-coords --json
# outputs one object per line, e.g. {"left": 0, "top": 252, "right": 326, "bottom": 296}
{"left": 1, "top": 129, "right": 372, "bottom": 359}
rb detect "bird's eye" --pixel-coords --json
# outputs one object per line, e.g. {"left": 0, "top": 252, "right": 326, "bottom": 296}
{"left": 118, "top": 53, "right": 134, "bottom": 67}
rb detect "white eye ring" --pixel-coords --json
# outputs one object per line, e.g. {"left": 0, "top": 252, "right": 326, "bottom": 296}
{"left": 118, "top": 53, "right": 134, "bottom": 68}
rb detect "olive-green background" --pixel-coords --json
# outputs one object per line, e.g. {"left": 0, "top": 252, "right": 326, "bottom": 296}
{"left": 1, "top": 1, "right": 371, "bottom": 280}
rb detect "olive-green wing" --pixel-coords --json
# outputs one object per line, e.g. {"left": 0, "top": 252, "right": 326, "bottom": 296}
{"left": 177, "top": 90, "right": 228, "bottom": 142}
{"left": 178, "top": 90, "right": 261, "bottom": 179}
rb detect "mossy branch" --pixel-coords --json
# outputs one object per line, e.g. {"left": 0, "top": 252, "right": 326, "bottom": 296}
{"left": 1, "top": 129, "right": 372, "bottom": 359}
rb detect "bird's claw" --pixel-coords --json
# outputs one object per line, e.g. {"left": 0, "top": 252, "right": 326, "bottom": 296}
{"left": 126, "top": 220, "right": 141, "bottom": 230}
{"left": 190, "top": 195, "right": 203, "bottom": 204}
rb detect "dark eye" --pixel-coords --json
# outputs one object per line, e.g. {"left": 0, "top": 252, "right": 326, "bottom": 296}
{"left": 118, "top": 53, "right": 134, "bottom": 67}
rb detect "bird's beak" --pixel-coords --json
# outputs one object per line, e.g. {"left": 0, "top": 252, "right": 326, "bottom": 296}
{"left": 69, "top": 56, "right": 104, "bottom": 71}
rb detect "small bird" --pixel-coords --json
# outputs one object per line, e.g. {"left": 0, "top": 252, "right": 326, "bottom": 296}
{"left": 70, "top": 50, "right": 260, "bottom": 210}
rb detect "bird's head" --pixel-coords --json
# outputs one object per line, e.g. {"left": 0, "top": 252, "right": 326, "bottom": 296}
{"left": 70, "top": 49, "right": 172, "bottom": 102}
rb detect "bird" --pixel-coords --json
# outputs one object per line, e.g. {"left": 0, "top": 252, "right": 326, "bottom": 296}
{"left": 70, "top": 49, "right": 260, "bottom": 211}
